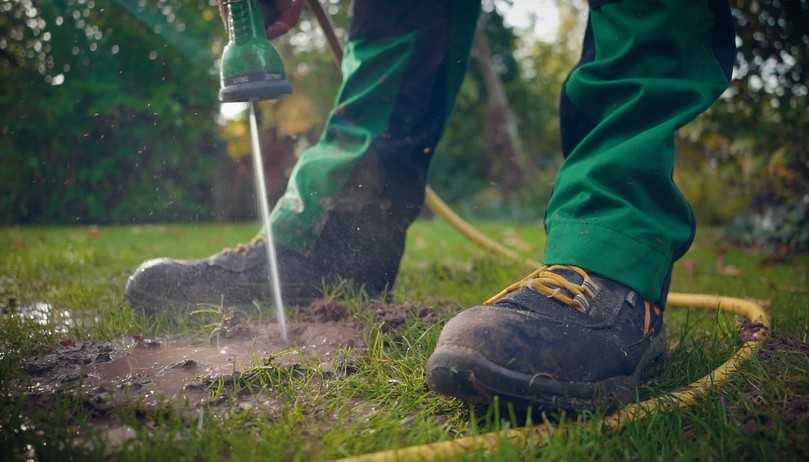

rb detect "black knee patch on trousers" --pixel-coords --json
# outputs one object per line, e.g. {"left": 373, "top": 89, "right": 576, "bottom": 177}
{"left": 559, "top": 17, "right": 598, "bottom": 158}
{"left": 347, "top": 1, "right": 474, "bottom": 226}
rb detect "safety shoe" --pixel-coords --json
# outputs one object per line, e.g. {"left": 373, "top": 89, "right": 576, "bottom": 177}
{"left": 125, "top": 209, "right": 406, "bottom": 315}
{"left": 426, "top": 265, "right": 666, "bottom": 412}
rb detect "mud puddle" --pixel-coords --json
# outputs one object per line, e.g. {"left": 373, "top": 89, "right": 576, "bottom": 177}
{"left": 18, "top": 299, "right": 439, "bottom": 449}
{"left": 26, "top": 318, "right": 364, "bottom": 408}
{"left": 22, "top": 298, "right": 441, "bottom": 409}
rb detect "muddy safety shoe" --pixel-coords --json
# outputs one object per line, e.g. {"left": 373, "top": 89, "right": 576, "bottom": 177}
{"left": 125, "top": 210, "right": 406, "bottom": 315}
{"left": 426, "top": 265, "right": 667, "bottom": 413}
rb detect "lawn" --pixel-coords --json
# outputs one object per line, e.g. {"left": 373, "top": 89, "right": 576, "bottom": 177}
{"left": 1, "top": 221, "right": 808, "bottom": 461}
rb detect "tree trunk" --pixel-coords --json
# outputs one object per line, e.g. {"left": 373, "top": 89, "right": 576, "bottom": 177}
{"left": 473, "top": 17, "right": 534, "bottom": 191}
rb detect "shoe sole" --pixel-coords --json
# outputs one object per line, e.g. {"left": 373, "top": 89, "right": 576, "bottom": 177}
{"left": 426, "top": 332, "right": 666, "bottom": 413}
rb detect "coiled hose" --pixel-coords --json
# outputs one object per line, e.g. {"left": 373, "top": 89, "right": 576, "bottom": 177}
{"left": 302, "top": 3, "right": 771, "bottom": 460}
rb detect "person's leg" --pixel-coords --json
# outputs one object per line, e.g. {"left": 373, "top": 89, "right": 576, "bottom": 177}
{"left": 126, "top": 1, "right": 480, "bottom": 314}
{"left": 270, "top": 0, "right": 480, "bottom": 293}
{"left": 545, "top": 0, "right": 735, "bottom": 306}
{"left": 428, "top": 0, "right": 734, "bottom": 411}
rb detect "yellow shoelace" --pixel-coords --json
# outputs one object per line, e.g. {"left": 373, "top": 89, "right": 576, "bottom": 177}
{"left": 484, "top": 265, "right": 599, "bottom": 312}
{"left": 222, "top": 235, "right": 264, "bottom": 255}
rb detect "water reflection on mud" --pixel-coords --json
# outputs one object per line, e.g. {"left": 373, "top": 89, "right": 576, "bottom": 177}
{"left": 25, "top": 320, "right": 365, "bottom": 408}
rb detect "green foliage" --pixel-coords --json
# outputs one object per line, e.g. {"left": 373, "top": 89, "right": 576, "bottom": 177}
{"left": 429, "top": 7, "right": 569, "bottom": 220}
{"left": 678, "top": 0, "right": 809, "bottom": 244}
{"left": 1, "top": 0, "right": 806, "bottom": 236}
{"left": 0, "top": 0, "right": 225, "bottom": 223}
{"left": 727, "top": 200, "right": 809, "bottom": 253}
{"left": 0, "top": 0, "right": 352, "bottom": 224}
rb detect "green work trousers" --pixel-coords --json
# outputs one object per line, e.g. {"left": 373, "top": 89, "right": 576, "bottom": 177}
{"left": 270, "top": 0, "right": 735, "bottom": 305}
{"left": 271, "top": 1, "right": 481, "bottom": 251}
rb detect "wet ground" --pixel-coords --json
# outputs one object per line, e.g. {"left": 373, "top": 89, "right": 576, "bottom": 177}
{"left": 14, "top": 300, "right": 439, "bottom": 447}
{"left": 25, "top": 318, "right": 365, "bottom": 409}
{"left": 18, "top": 299, "right": 440, "bottom": 447}
{"left": 16, "top": 301, "right": 368, "bottom": 448}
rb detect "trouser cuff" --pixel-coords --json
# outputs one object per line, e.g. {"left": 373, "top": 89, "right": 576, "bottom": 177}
{"left": 544, "top": 219, "right": 672, "bottom": 305}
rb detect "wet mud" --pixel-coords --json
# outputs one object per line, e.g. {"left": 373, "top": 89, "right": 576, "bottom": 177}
{"left": 25, "top": 319, "right": 365, "bottom": 409}
{"left": 21, "top": 298, "right": 440, "bottom": 411}
{"left": 18, "top": 299, "right": 439, "bottom": 448}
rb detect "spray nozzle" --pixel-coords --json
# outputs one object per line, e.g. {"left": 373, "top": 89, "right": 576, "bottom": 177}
{"left": 218, "top": 0, "right": 292, "bottom": 102}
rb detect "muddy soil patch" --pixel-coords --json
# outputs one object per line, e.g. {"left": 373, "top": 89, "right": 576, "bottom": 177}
{"left": 298, "top": 298, "right": 440, "bottom": 332}
{"left": 19, "top": 299, "right": 442, "bottom": 450}
{"left": 25, "top": 319, "right": 364, "bottom": 410}
{"left": 738, "top": 319, "right": 771, "bottom": 342}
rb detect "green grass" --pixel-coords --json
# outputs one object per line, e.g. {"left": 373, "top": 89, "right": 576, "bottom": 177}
{"left": 1, "top": 221, "right": 808, "bottom": 461}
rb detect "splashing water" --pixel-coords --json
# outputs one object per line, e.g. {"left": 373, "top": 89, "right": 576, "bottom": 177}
{"left": 248, "top": 102, "right": 288, "bottom": 343}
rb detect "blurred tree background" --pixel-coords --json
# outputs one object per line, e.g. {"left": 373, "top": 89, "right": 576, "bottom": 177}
{"left": 1, "top": 0, "right": 807, "bottom": 253}
{"left": 1, "top": 0, "right": 224, "bottom": 223}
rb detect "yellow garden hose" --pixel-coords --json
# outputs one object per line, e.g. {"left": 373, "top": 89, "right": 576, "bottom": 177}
{"left": 334, "top": 191, "right": 771, "bottom": 462}
{"left": 302, "top": 4, "right": 771, "bottom": 460}
{"left": 340, "top": 292, "right": 768, "bottom": 462}
{"left": 424, "top": 188, "right": 537, "bottom": 268}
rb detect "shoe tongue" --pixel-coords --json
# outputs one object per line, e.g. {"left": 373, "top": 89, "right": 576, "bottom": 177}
{"left": 546, "top": 266, "right": 584, "bottom": 285}
{"left": 493, "top": 267, "right": 588, "bottom": 314}
{"left": 497, "top": 269, "right": 627, "bottom": 323}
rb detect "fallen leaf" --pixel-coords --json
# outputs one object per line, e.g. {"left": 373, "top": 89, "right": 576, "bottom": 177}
{"left": 681, "top": 259, "right": 697, "bottom": 276}
{"left": 715, "top": 255, "right": 742, "bottom": 276}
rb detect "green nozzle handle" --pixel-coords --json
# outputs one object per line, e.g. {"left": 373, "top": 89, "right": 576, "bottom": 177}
{"left": 219, "top": 0, "right": 292, "bottom": 102}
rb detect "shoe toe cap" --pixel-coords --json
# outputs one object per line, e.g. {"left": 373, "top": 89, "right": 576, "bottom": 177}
{"left": 431, "top": 305, "right": 630, "bottom": 383}
{"left": 432, "top": 306, "right": 541, "bottom": 370}
{"left": 125, "top": 258, "right": 188, "bottom": 314}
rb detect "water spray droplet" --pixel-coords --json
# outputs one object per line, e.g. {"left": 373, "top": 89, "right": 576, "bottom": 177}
{"left": 249, "top": 102, "right": 288, "bottom": 343}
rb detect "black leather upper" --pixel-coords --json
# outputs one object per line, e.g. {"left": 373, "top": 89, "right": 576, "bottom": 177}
{"left": 434, "top": 272, "right": 665, "bottom": 383}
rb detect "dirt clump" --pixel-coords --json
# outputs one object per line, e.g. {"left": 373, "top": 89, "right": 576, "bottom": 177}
{"left": 208, "top": 308, "right": 252, "bottom": 342}
{"left": 170, "top": 358, "right": 198, "bottom": 370}
{"left": 306, "top": 298, "right": 349, "bottom": 322}
{"left": 25, "top": 340, "right": 116, "bottom": 379}
{"left": 372, "top": 303, "right": 438, "bottom": 332}
{"left": 739, "top": 320, "right": 770, "bottom": 342}
{"left": 758, "top": 333, "right": 809, "bottom": 360}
